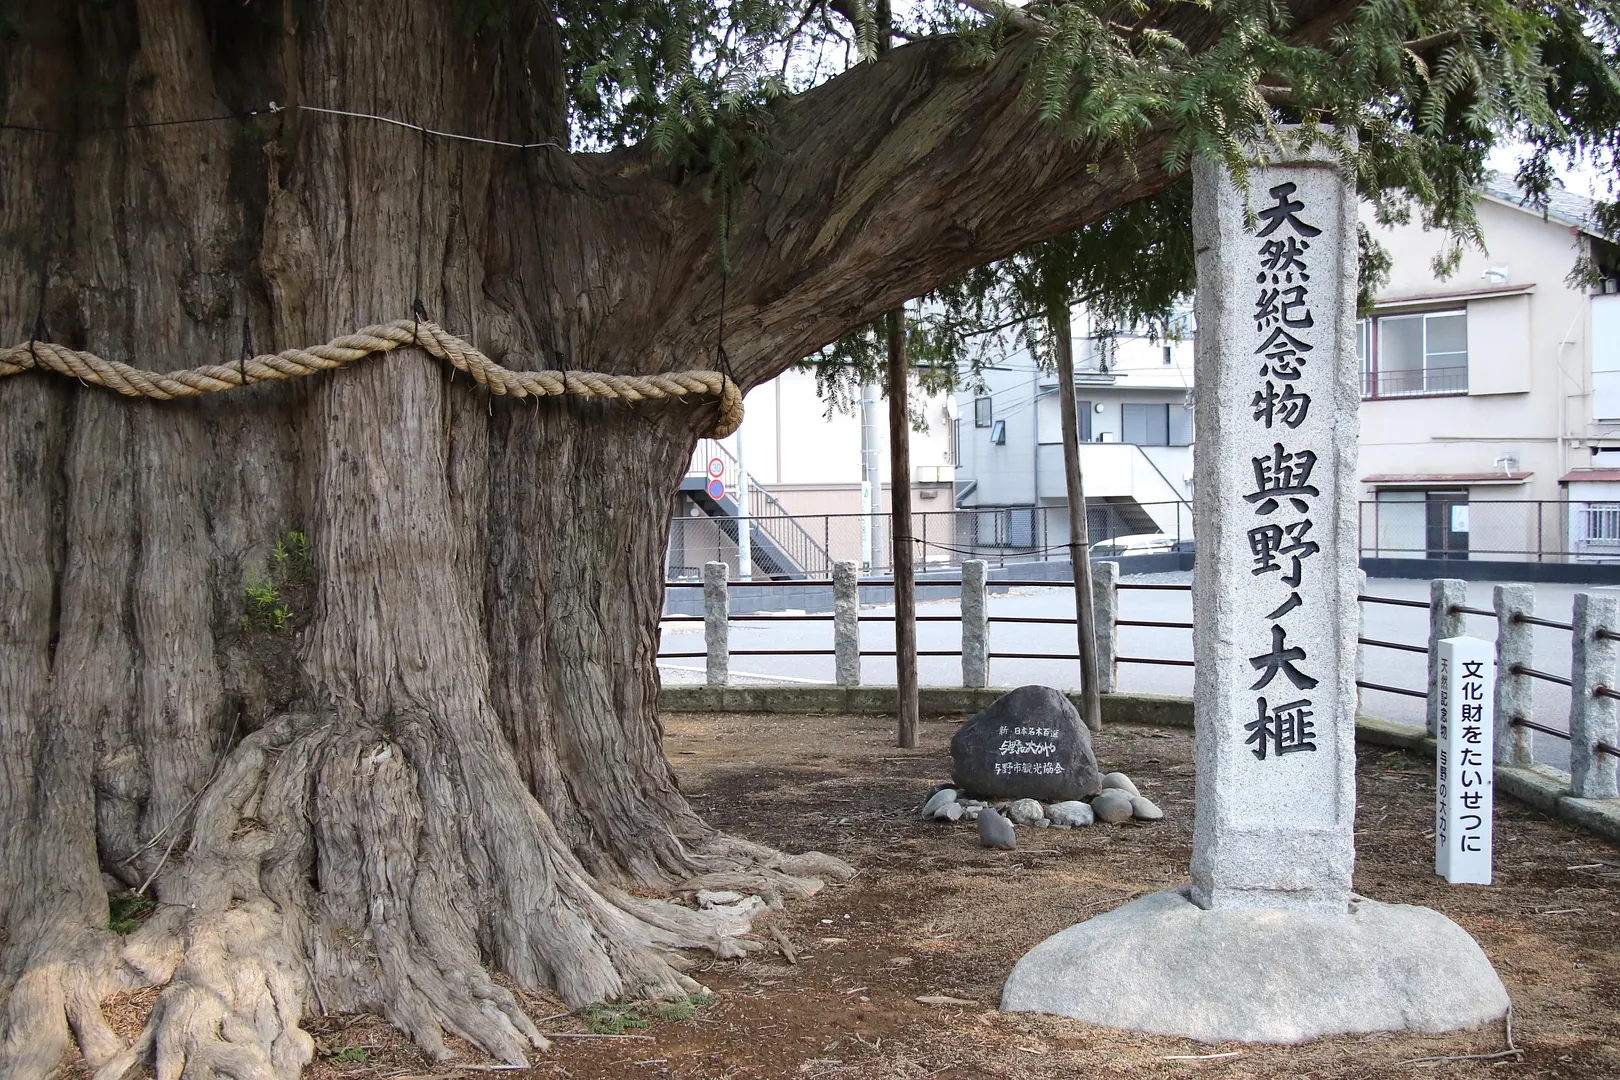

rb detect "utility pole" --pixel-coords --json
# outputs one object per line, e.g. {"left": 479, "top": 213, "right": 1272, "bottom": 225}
{"left": 877, "top": 0, "right": 919, "bottom": 748}
{"left": 1053, "top": 302, "right": 1103, "bottom": 732}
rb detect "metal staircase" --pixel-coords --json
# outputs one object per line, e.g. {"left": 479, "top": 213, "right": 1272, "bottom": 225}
{"left": 680, "top": 440, "right": 834, "bottom": 578}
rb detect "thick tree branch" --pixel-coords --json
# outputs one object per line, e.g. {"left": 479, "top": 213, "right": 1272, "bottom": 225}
{"left": 537, "top": 0, "right": 1366, "bottom": 389}
{"left": 636, "top": 0, "right": 1370, "bottom": 388}
{"left": 660, "top": 32, "right": 1186, "bottom": 387}
{"left": 955, "top": 0, "right": 1045, "bottom": 35}
{"left": 1404, "top": 28, "right": 1463, "bottom": 53}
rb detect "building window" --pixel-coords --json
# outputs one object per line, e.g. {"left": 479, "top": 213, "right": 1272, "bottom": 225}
{"left": 989, "top": 419, "right": 1006, "bottom": 445}
{"left": 1360, "top": 310, "right": 1468, "bottom": 399}
{"left": 1583, "top": 504, "right": 1620, "bottom": 543}
{"left": 1122, "top": 403, "right": 1192, "bottom": 446}
{"left": 974, "top": 396, "right": 993, "bottom": 427}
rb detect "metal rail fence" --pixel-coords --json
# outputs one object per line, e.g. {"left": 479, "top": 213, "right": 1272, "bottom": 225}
{"left": 664, "top": 567, "right": 1620, "bottom": 797}
{"left": 1358, "top": 497, "right": 1620, "bottom": 564}
{"left": 659, "top": 572, "right": 1195, "bottom": 676}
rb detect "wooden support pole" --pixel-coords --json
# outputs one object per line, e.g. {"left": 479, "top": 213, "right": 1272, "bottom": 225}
{"left": 876, "top": 0, "right": 918, "bottom": 749}
{"left": 889, "top": 306, "right": 920, "bottom": 748}
{"left": 1052, "top": 303, "right": 1102, "bottom": 732}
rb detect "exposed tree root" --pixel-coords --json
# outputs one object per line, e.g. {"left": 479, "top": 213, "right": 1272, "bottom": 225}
{"left": 676, "top": 837, "right": 857, "bottom": 909}
{"left": 93, "top": 903, "right": 313, "bottom": 1080}
{"left": 0, "top": 926, "right": 125, "bottom": 1080}
{"left": 0, "top": 708, "right": 856, "bottom": 1080}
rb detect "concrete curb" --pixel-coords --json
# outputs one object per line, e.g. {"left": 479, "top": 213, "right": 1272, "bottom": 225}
{"left": 658, "top": 686, "right": 1620, "bottom": 847}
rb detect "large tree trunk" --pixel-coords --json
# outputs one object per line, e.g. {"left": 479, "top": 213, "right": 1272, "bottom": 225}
{"left": 0, "top": 0, "right": 1261, "bottom": 1074}
{"left": 0, "top": 5, "right": 845, "bottom": 1079}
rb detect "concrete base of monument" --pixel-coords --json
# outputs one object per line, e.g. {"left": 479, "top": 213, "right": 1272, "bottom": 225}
{"left": 1000, "top": 888, "right": 1509, "bottom": 1044}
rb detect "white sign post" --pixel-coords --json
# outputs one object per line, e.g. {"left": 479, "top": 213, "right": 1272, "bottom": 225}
{"left": 1436, "top": 636, "right": 1494, "bottom": 885}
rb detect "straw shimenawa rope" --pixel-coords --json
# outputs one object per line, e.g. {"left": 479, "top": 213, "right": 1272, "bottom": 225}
{"left": 0, "top": 318, "right": 745, "bottom": 437}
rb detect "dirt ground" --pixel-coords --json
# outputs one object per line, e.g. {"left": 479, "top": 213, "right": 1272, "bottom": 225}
{"left": 82, "top": 713, "right": 1619, "bottom": 1080}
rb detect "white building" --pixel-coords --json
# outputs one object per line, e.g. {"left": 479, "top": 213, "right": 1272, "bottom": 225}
{"left": 1357, "top": 174, "right": 1620, "bottom": 562}
{"left": 951, "top": 312, "right": 1197, "bottom": 557}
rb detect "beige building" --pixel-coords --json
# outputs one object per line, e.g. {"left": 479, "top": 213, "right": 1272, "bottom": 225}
{"left": 667, "top": 367, "right": 956, "bottom": 578}
{"left": 1357, "top": 175, "right": 1620, "bottom": 562}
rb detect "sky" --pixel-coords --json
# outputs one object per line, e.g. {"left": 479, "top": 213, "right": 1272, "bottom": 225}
{"left": 1487, "top": 143, "right": 1613, "bottom": 201}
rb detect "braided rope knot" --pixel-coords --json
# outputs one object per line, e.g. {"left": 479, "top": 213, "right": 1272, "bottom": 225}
{"left": 0, "top": 318, "right": 745, "bottom": 437}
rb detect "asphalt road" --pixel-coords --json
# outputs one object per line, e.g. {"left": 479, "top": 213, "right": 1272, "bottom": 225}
{"left": 659, "top": 571, "right": 1611, "bottom": 770}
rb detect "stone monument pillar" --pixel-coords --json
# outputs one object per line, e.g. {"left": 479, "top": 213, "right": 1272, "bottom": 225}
{"left": 1188, "top": 136, "right": 1358, "bottom": 913}
{"left": 1000, "top": 131, "right": 1509, "bottom": 1043}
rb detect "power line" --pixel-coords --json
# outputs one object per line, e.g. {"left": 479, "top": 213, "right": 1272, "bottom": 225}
{"left": 295, "top": 105, "right": 565, "bottom": 151}
{"left": 0, "top": 101, "right": 567, "bottom": 151}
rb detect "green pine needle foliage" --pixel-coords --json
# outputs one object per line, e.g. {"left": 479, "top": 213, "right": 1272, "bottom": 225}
{"left": 545, "top": 0, "right": 1618, "bottom": 398}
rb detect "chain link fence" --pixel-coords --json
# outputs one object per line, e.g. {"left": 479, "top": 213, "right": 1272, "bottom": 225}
{"left": 671, "top": 498, "right": 1620, "bottom": 581}
{"left": 1357, "top": 499, "right": 1619, "bottom": 563}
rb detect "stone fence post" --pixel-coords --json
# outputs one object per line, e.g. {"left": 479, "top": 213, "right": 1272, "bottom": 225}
{"left": 1093, "top": 561, "right": 1119, "bottom": 693}
{"left": 961, "top": 559, "right": 989, "bottom": 689}
{"left": 1427, "top": 578, "right": 1467, "bottom": 735}
{"left": 833, "top": 560, "right": 861, "bottom": 687}
{"left": 1493, "top": 583, "right": 1536, "bottom": 766}
{"left": 703, "top": 561, "right": 729, "bottom": 688}
{"left": 1570, "top": 592, "right": 1620, "bottom": 799}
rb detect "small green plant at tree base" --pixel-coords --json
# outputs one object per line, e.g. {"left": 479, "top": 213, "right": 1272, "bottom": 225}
{"left": 653, "top": 992, "right": 714, "bottom": 1023}
{"left": 582, "top": 1003, "right": 651, "bottom": 1035}
{"left": 328, "top": 1046, "right": 368, "bottom": 1064}
{"left": 241, "top": 530, "right": 313, "bottom": 632}
{"left": 107, "top": 894, "right": 156, "bottom": 935}
{"left": 241, "top": 568, "right": 292, "bottom": 632}
{"left": 272, "top": 530, "right": 313, "bottom": 583}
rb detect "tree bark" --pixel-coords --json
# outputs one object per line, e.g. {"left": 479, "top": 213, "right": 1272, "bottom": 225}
{"left": 0, "top": 4, "right": 850, "bottom": 1078}
{"left": 0, "top": 0, "right": 1374, "bottom": 1074}
{"left": 1052, "top": 304, "right": 1103, "bottom": 732}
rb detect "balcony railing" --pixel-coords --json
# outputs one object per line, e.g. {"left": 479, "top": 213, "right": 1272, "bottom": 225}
{"left": 1361, "top": 364, "right": 1468, "bottom": 399}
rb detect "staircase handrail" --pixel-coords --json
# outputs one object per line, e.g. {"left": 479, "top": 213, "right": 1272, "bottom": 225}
{"left": 690, "top": 438, "right": 832, "bottom": 577}
{"left": 748, "top": 485, "right": 833, "bottom": 577}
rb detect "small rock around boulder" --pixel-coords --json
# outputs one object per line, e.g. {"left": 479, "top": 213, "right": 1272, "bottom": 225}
{"left": 951, "top": 685, "right": 1102, "bottom": 802}
{"left": 978, "top": 808, "right": 1017, "bottom": 849}
{"left": 1090, "top": 788, "right": 1135, "bottom": 824}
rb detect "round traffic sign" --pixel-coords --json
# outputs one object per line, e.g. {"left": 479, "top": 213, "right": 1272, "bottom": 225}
{"left": 707, "top": 457, "right": 725, "bottom": 479}
{"left": 706, "top": 478, "right": 725, "bottom": 500}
